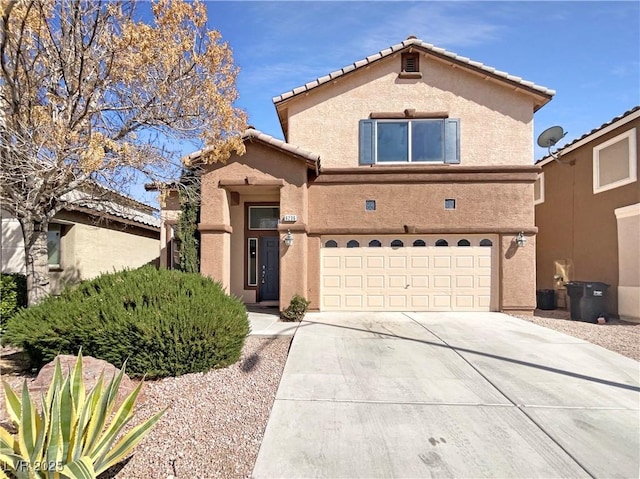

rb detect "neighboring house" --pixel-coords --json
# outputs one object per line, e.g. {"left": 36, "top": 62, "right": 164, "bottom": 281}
{"left": 1, "top": 189, "right": 161, "bottom": 294}
{"left": 535, "top": 106, "right": 639, "bottom": 322}
{"left": 160, "top": 36, "right": 554, "bottom": 313}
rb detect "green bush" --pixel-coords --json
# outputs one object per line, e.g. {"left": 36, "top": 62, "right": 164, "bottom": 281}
{"left": 281, "top": 293, "right": 310, "bottom": 322}
{"left": 1, "top": 273, "right": 27, "bottom": 331}
{"left": 3, "top": 266, "right": 249, "bottom": 379}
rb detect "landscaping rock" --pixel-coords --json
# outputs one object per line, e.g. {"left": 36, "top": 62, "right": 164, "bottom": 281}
{"left": 31, "top": 355, "right": 138, "bottom": 407}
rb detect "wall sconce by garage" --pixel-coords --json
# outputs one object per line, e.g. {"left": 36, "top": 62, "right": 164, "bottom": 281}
{"left": 516, "top": 231, "right": 527, "bottom": 248}
{"left": 284, "top": 229, "right": 294, "bottom": 247}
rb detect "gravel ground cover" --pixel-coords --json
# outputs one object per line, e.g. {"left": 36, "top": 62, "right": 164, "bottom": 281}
{"left": 513, "top": 309, "right": 640, "bottom": 361}
{"left": 1, "top": 336, "right": 291, "bottom": 479}
{"left": 1, "top": 310, "right": 637, "bottom": 479}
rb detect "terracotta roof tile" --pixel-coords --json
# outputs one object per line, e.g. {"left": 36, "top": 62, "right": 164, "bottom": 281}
{"left": 273, "top": 37, "right": 555, "bottom": 105}
{"left": 536, "top": 105, "right": 640, "bottom": 164}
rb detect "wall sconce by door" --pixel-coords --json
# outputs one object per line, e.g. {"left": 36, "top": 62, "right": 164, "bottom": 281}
{"left": 516, "top": 231, "right": 527, "bottom": 248}
{"left": 284, "top": 229, "right": 294, "bottom": 247}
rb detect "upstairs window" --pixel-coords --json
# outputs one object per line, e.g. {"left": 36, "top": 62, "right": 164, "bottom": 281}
{"left": 359, "top": 119, "right": 460, "bottom": 165}
{"left": 593, "top": 128, "right": 637, "bottom": 194}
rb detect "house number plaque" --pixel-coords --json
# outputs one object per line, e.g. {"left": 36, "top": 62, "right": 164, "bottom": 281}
{"left": 283, "top": 215, "right": 297, "bottom": 222}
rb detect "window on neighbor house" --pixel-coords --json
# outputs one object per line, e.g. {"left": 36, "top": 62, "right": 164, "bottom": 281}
{"left": 593, "top": 128, "right": 637, "bottom": 194}
{"left": 359, "top": 119, "right": 460, "bottom": 165}
{"left": 47, "top": 224, "right": 61, "bottom": 267}
{"left": 534, "top": 173, "right": 545, "bottom": 205}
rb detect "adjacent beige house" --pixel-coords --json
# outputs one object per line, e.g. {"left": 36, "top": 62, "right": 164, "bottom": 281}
{"left": 535, "top": 106, "right": 639, "bottom": 322}
{"left": 1, "top": 190, "right": 161, "bottom": 294}
{"left": 162, "top": 37, "right": 555, "bottom": 313}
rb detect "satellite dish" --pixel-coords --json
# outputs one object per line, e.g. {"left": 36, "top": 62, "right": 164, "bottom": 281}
{"left": 537, "top": 125, "right": 567, "bottom": 161}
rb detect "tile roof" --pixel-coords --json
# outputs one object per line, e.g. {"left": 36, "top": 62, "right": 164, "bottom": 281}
{"left": 243, "top": 128, "right": 320, "bottom": 166}
{"left": 273, "top": 37, "right": 555, "bottom": 105}
{"left": 184, "top": 128, "right": 320, "bottom": 172}
{"left": 62, "top": 189, "right": 161, "bottom": 229}
{"left": 536, "top": 105, "right": 640, "bottom": 165}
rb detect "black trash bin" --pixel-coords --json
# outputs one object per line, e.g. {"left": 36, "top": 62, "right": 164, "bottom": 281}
{"left": 565, "top": 281, "right": 609, "bottom": 323}
{"left": 536, "top": 289, "right": 556, "bottom": 310}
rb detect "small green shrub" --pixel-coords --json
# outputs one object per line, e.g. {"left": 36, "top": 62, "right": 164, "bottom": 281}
{"left": 0, "top": 352, "right": 164, "bottom": 478}
{"left": 281, "top": 293, "right": 310, "bottom": 322}
{"left": 4, "top": 266, "right": 250, "bottom": 378}
{"left": 1, "top": 273, "right": 27, "bottom": 331}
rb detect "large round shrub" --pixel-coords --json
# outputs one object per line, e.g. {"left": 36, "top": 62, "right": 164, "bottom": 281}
{"left": 4, "top": 266, "right": 249, "bottom": 378}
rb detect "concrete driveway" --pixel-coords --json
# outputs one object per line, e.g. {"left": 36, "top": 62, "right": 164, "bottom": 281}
{"left": 252, "top": 312, "right": 640, "bottom": 478}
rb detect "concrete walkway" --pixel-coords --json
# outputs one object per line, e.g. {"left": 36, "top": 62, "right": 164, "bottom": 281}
{"left": 253, "top": 312, "right": 640, "bottom": 478}
{"left": 248, "top": 308, "right": 299, "bottom": 337}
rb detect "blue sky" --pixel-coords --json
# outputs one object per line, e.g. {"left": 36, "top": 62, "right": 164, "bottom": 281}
{"left": 136, "top": 1, "right": 639, "bottom": 205}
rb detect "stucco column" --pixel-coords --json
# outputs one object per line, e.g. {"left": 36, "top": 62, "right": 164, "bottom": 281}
{"left": 306, "top": 235, "right": 321, "bottom": 310}
{"left": 499, "top": 233, "right": 536, "bottom": 314}
{"left": 278, "top": 225, "right": 308, "bottom": 311}
{"left": 199, "top": 187, "right": 232, "bottom": 292}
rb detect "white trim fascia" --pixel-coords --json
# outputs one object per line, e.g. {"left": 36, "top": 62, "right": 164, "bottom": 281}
{"left": 536, "top": 109, "right": 640, "bottom": 168}
{"left": 614, "top": 203, "right": 640, "bottom": 219}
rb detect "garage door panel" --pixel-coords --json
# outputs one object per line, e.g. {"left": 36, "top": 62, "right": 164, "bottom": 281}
{"left": 345, "top": 257, "right": 362, "bottom": 269}
{"left": 367, "top": 256, "right": 384, "bottom": 268}
{"left": 411, "top": 275, "right": 429, "bottom": 288}
{"left": 344, "top": 275, "right": 363, "bottom": 288}
{"left": 389, "top": 275, "right": 408, "bottom": 288}
{"left": 320, "top": 236, "right": 494, "bottom": 312}
{"left": 455, "top": 295, "right": 475, "bottom": 308}
{"left": 345, "top": 295, "right": 363, "bottom": 308}
{"left": 433, "top": 256, "right": 451, "bottom": 268}
{"left": 388, "top": 256, "right": 406, "bottom": 269}
{"left": 323, "top": 275, "right": 341, "bottom": 288}
{"left": 410, "top": 295, "right": 429, "bottom": 308}
{"left": 367, "top": 295, "right": 385, "bottom": 308}
{"left": 433, "top": 295, "right": 452, "bottom": 309}
{"left": 456, "top": 255, "right": 474, "bottom": 268}
{"left": 478, "top": 275, "right": 491, "bottom": 288}
{"left": 388, "top": 295, "right": 407, "bottom": 308}
{"left": 323, "top": 256, "right": 340, "bottom": 268}
{"left": 433, "top": 276, "right": 451, "bottom": 288}
{"left": 411, "top": 256, "right": 428, "bottom": 268}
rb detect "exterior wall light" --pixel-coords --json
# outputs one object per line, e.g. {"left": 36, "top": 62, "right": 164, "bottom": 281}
{"left": 284, "top": 229, "right": 294, "bottom": 247}
{"left": 516, "top": 231, "right": 527, "bottom": 248}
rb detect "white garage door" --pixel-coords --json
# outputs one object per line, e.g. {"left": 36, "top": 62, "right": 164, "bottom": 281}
{"left": 321, "top": 235, "right": 496, "bottom": 311}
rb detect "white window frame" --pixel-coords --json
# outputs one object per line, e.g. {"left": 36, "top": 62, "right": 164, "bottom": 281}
{"left": 534, "top": 172, "right": 545, "bottom": 205}
{"left": 593, "top": 128, "right": 637, "bottom": 194}
{"left": 47, "top": 223, "right": 62, "bottom": 269}
{"left": 375, "top": 119, "right": 446, "bottom": 164}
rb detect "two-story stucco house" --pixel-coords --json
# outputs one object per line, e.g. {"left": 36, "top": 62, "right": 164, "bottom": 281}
{"left": 535, "top": 106, "right": 639, "bottom": 322}
{"left": 164, "top": 37, "right": 555, "bottom": 314}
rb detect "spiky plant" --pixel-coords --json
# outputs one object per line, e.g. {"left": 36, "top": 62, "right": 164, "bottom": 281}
{"left": 0, "top": 352, "right": 164, "bottom": 478}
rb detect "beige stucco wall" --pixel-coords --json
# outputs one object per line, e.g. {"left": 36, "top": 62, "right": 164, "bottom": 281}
{"left": 2, "top": 210, "right": 159, "bottom": 294}
{"left": 50, "top": 218, "right": 160, "bottom": 293}
{"left": 1, "top": 212, "right": 26, "bottom": 274}
{"left": 308, "top": 181, "right": 535, "bottom": 232}
{"left": 199, "top": 142, "right": 310, "bottom": 309}
{"left": 536, "top": 120, "right": 640, "bottom": 315}
{"left": 283, "top": 52, "right": 536, "bottom": 168}
{"left": 615, "top": 203, "right": 640, "bottom": 322}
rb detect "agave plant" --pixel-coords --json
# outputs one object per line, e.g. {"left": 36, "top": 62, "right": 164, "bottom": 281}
{"left": 0, "top": 352, "right": 164, "bottom": 478}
